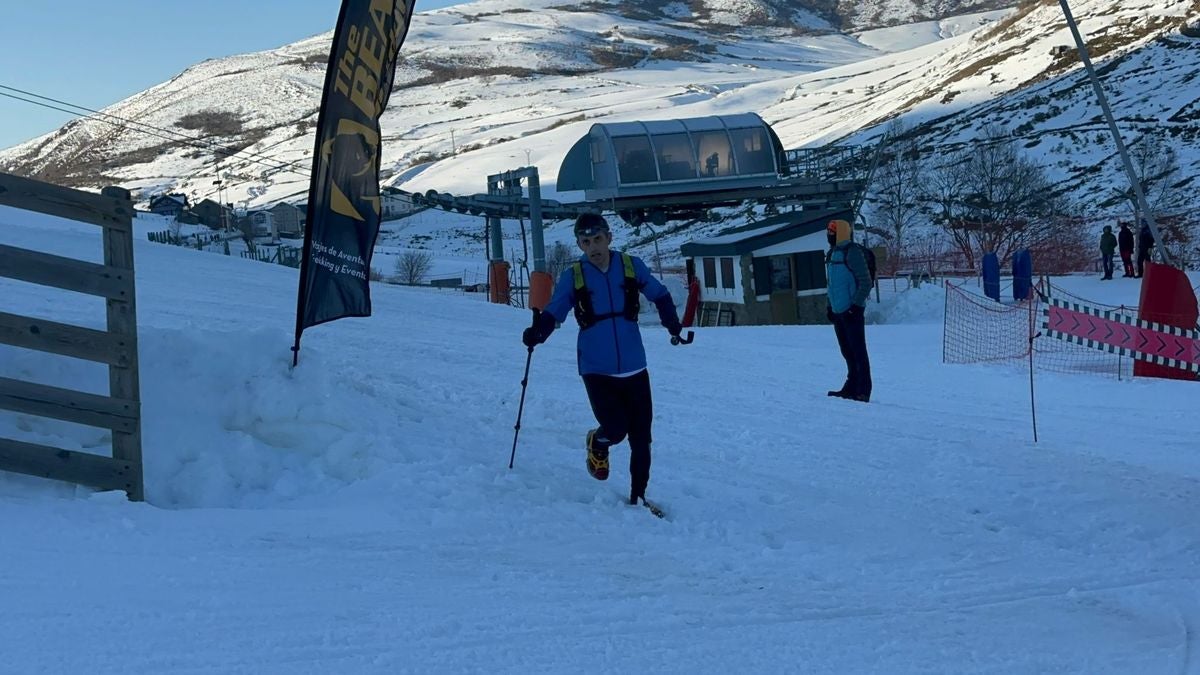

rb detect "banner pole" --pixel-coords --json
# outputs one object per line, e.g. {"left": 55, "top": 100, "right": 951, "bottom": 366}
{"left": 291, "top": 0, "right": 353, "bottom": 368}
{"left": 290, "top": 0, "right": 415, "bottom": 366}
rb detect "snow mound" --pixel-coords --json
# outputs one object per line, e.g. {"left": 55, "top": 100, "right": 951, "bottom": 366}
{"left": 1, "top": 323, "right": 417, "bottom": 508}
{"left": 868, "top": 281, "right": 946, "bottom": 324}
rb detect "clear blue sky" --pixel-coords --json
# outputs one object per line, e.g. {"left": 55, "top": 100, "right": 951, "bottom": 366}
{"left": 0, "top": 0, "right": 465, "bottom": 150}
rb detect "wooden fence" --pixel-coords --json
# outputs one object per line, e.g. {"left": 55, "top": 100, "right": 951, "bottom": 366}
{"left": 241, "top": 245, "right": 301, "bottom": 268}
{"left": 0, "top": 172, "right": 144, "bottom": 500}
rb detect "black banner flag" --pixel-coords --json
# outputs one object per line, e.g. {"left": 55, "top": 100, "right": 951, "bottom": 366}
{"left": 293, "top": 0, "right": 415, "bottom": 364}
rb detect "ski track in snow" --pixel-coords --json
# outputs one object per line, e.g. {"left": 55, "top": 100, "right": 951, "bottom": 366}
{"left": 2, "top": 207, "right": 1200, "bottom": 672}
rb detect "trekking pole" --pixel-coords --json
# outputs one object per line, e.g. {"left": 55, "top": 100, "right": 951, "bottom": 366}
{"left": 509, "top": 309, "right": 539, "bottom": 469}
{"left": 670, "top": 330, "right": 695, "bottom": 346}
{"left": 1029, "top": 331, "right": 1041, "bottom": 444}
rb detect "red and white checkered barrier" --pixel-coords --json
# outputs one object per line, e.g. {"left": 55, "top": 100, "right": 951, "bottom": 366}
{"left": 1041, "top": 297, "right": 1200, "bottom": 373}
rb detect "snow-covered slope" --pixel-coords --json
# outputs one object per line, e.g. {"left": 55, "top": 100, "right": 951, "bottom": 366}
{"left": 551, "top": 0, "right": 1013, "bottom": 31}
{"left": 4, "top": 185, "right": 1200, "bottom": 671}
{"left": 769, "top": 0, "right": 1200, "bottom": 214}
{"left": 837, "top": 0, "right": 1014, "bottom": 31}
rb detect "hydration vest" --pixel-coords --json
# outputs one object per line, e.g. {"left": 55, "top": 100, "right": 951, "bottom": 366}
{"left": 572, "top": 253, "right": 640, "bottom": 330}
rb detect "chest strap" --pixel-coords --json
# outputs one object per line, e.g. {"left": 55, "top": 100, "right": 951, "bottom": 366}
{"left": 572, "top": 253, "right": 640, "bottom": 330}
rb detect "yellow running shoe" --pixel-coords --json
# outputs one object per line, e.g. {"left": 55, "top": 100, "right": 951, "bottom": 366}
{"left": 585, "top": 428, "right": 610, "bottom": 481}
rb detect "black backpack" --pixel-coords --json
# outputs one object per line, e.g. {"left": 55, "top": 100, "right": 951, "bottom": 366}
{"left": 828, "top": 242, "right": 876, "bottom": 285}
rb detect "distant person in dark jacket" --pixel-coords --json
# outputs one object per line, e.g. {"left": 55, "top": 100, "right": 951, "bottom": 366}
{"left": 824, "top": 219, "right": 872, "bottom": 403}
{"left": 1099, "top": 225, "right": 1117, "bottom": 280}
{"left": 1136, "top": 222, "right": 1155, "bottom": 278}
{"left": 1118, "top": 223, "right": 1135, "bottom": 277}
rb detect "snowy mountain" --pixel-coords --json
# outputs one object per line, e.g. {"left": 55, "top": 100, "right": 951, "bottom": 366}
{"left": 1, "top": 0, "right": 1195, "bottom": 239}
{"left": 0, "top": 0, "right": 1013, "bottom": 208}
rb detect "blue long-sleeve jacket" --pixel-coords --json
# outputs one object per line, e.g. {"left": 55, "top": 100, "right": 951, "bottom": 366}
{"left": 826, "top": 242, "right": 872, "bottom": 313}
{"left": 540, "top": 252, "right": 678, "bottom": 376}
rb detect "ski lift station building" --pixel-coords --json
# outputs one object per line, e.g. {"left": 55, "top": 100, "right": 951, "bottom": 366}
{"left": 556, "top": 113, "right": 787, "bottom": 201}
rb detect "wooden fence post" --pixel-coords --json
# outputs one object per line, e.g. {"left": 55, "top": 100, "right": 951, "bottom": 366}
{"left": 101, "top": 186, "right": 143, "bottom": 501}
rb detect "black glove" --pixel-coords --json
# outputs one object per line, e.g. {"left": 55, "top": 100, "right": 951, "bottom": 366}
{"left": 522, "top": 310, "right": 556, "bottom": 348}
{"left": 826, "top": 305, "right": 835, "bottom": 322}
{"left": 847, "top": 304, "right": 864, "bottom": 318}
{"left": 522, "top": 326, "right": 543, "bottom": 348}
{"left": 654, "top": 294, "right": 681, "bottom": 337}
{"left": 664, "top": 316, "right": 683, "bottom": 337}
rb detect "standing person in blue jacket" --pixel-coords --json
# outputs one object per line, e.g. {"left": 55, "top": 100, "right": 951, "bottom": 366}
{"left": 824, "top": 219, "right": 873, "bottom": 402}
{"left": 522, "top": 213, "right": 683, "bottom": 506}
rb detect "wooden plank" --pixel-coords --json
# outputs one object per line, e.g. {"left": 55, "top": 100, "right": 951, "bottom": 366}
{"left": 0, "top": 244, "right": 134, "bottom": 300}
{"left": 0, "top": 436, "right": 138, "bottom": 494}
{"left": 0, "top": 376, "right": 138, "bottom": 433}
{"left": 0, "top": 311, "right": 132, "bottom": 366}
{"left": 102, "top": 202, "right": 144, "bottom": 501}
{"left": 0, "top": 172, "right": 132, "bottom": 232}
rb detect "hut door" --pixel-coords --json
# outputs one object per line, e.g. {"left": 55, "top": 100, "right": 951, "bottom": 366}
{"left": 767, "top": 255, "right": 797, "bottom": 324}
{"left": 770, "top": 291, "right": 797, "bottom": 324}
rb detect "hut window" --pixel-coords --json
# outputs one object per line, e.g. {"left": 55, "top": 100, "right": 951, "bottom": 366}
{"left": 720, "top": 257, "right": 735, "bottom": 289}
{"left": 752, "top": 257, "right": 771, "bottom": 294}
{"left": 703, "top": 257, "right": 718, "bottom": 289}
{"left": 770, "top": 255, "right": 792, "bottom": 291}
{"left": 792, "top": 250, "right": 828, "bottom": 291}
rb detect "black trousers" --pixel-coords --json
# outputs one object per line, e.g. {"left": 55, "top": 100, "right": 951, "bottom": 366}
{"left": 1137, "top": 249, "right": 1151, "bottom": 277}
{"left": 582, "top": 370, "right": 652, "bottom": 496}
{"left": 831, "top": 310, "right": 872, "bottom": 399}
{"left": 1101, "top": 254, "right": 1114, "bottom": 278}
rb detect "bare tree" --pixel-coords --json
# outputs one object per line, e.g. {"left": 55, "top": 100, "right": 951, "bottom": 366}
{"left": 545, "top": 241, "right": 576, "bottom": 281}
{"left": 1119, "top": 130, "right": 1183, "bottom": 220}
{"left": 866, "top": 119, "right": 926, "bottom": 274}
{"left": 923, "top": 125, "right": 1061, "bottom": 269}
{"left": 1112, "top": 130, "right": 1193, "bottom": 264}
{"left": 1150, "top": 213, "right": 1200, "bottom": 270}
{"left": 923, "top": 147, "right": 974, "bottom": 267}
{"left": 1024, "top": 211, "right": 1094, "bottom": 274}
{"left": 394, "top": 249, "right": 434, "bottom": 285}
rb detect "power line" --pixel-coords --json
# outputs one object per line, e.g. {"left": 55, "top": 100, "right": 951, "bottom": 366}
{"left": 0, "top": 83, "right": 311, "bottom": 179}
{"left": 0, "top": 90, "right": 257, "bottom": 205}
{"left": 0, "top": 90, "right": 220, "bottom": 159}
{"left": 0, "top": 83, "right": 308, "bottom": 177}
